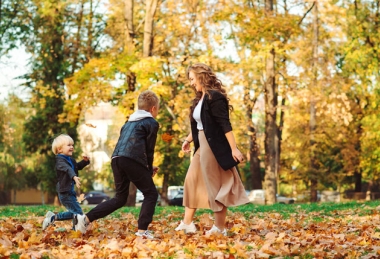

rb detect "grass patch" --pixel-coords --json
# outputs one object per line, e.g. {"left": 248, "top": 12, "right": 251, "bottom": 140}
{"left": 1, "top": 199, "right": 379, "bottom": 219}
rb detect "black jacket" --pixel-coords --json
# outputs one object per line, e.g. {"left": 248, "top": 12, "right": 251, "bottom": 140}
{"left": 55, "top": 156, "right": 90, "bottom": 193}
{"left": 112, "top": 117, "right": 159, "bottom": 171}
{"left": 191, "top": 90, "right": 238, "bottom": 171}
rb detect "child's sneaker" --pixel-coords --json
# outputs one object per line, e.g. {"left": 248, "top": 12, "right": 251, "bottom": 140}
{"left": 135, "top": 230, "right": 154, "bottom": 239}
{"left": 175, "top": 220, "right": 197, "bottom": 233}
{"left": 42, "top": 211, "right": 55, "bottom": 230}
{"left": 205, "top": 224, "right": 227, "bottom": 236}
{"left": 74, "top": 214, "right": 88, "bottom": 234}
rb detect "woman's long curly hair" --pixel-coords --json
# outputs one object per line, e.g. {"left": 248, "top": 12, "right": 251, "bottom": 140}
{"left": 186, "top": 63, "right": 232, "bottom": 121}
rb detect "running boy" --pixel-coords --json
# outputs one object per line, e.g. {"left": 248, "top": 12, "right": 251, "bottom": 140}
{"left": 42, "top": 134, "right": 90, "bottom": 230}
{"left": 74, "top": 90, "right": 160, "bottom": 238}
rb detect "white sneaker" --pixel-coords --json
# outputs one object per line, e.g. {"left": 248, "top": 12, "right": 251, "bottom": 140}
{"left": 175, "top": 220, "right": 197, "bottom": 233}
{"left": 135, "top": 230, "right": 154, "bottom": 239}
{"left": 205, "top": 224, "right": 227, "bottom": 236}
{"left": 42, "top": 211, "right": 55, "bottom": 230}
{"left": 74, "top": 214, "right": 88, "bottom": 234}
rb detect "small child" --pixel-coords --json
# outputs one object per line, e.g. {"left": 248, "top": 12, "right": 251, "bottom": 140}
{"left": 73, "top": 90, "right": 160, "bottom": 239}
{"left": 42, "top": 134, "right": 90, "bottom": 230}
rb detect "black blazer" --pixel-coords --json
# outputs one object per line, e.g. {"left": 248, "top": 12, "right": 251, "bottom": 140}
{"left": 190, "top": 90, "right": 238, "bottom": 170}
{"left": 55, "top": 156, "right": 90, "bottom": 193}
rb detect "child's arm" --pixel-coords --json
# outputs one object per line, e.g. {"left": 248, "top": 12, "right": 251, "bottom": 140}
{"left": 77, "top": 155, "right": 90, "bottom": 170}
{"left": 73, "top": 176, "right": 81, "bottom": 188}
{"left": 152, "top": 166, "right": 159, "bottom": 177}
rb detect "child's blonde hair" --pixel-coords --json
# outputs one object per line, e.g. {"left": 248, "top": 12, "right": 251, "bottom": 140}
{"left": 138, "top": 90, "right": 159, "bottom": 111}
{"left": 52, "top": 134, "right": 74, "bottom": 155}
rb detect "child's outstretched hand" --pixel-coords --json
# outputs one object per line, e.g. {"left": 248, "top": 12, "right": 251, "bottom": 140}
{"left": 83, "top": 155, "right": 90, "bottom": 162}
{"left": 73, "top": 176, "right": 81, "bottom": 188}
{"left": 152, "top": 166, "right": 159, "bottom": 177}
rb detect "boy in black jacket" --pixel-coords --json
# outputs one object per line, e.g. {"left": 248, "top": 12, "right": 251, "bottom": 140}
{"left": 74, "top": 90, "right": 160, "bottom": 238}
{"left": 42, "top": 134, "right": 90, "bottom": 230}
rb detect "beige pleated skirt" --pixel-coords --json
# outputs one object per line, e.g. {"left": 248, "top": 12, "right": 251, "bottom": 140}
{"left": 183, "top": 131, "right": 250, "bottom": 212}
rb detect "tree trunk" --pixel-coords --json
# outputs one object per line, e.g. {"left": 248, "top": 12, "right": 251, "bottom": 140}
{"left": 310, "top": 0, "right": 318, "bottom": 202}
{"left": 71, "top": 0, "right": 84, "bottom": 74}
{"left": 354, "top": 172, "right": 362, "bottom": 192}
{"left": 12, "top": 189, "right": 16, "bottom": 204}
{"left": 265, "top": 0, "right": 273, "bottom": 11}
{"left": 124, "top": 0, "right": 134, "bottom": 52}
{"left": 123, "top": 0, "right": 138, "bottom": 207}
{"left": 263, "top": 0, "right": 277, "bottom": 205}
{"left": 246, "top": 103, "right": 262, "bottom": 190}
{"left": 275, "top": 97, "right": 285, "bottom": 193}
{"left": 353, "top": 97, "right": 364, "bottom": 192}
{"left": 264, "top": 46, "right": 277, "bottom": 205}
{"left": 41, "top": 190, "right": 45, "bottom": 205}
{"left": 160, "top": 168, "right": 170, "bottom": 206}
{"left": 143, "top": 0, "right": 158, "bottom": 57}
{"left": 86, "top": 0, "right": 94, "bottom": 60}
{"left": 249, "top": 126, "right": 262, "bottom": 190}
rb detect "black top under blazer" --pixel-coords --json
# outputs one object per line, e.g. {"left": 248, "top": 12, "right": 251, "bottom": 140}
{"left": 190, "top": 90, "right": 239, "bottom": 171}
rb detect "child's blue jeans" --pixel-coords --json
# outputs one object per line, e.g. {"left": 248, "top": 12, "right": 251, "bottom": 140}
{"left": 56, "top": 190, "right": 83, "bottom": 226}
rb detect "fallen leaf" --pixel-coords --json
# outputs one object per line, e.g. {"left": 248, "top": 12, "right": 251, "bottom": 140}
{"left": 85, "top": 123, "right": 97, "bottom": 128}
{"left": 161, "top": 133, "right": 174, "bottom": 143}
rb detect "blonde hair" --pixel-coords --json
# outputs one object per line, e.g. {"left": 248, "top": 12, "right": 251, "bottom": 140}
{"left": 138, "top": 90, "right": 159, "bottom": 111}
{"left": 52, "top": 134, "right": 74, "bottom": 155}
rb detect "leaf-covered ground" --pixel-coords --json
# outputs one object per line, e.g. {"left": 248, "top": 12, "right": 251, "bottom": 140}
{"left": 1, "top": 202, "right": 380, "bottom": 258}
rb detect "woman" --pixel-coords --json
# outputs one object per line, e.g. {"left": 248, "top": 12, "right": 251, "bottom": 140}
{"left": 175, "top": 63, "right": 249, "bottom": 235}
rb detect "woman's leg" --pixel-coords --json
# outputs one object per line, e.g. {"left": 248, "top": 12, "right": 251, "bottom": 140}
{"left": 182, "top": 149, "right": 209, "bottom": 209}
{"left": 197, "top": 131, "right": 228, "bottom": 233}
{"left": 214, "top": 206, "right": 227, "bottom": 230}
{"left": 175, "top": 206, "right": 197, "bottom": 233}
{"left": 183, "top": 207, "right": 196, "bottom": 225}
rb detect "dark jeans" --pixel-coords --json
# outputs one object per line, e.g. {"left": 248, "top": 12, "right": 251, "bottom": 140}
{"left": 86, "top": 157, "right": 158, "bottom": 230}
{"left": 57, "top": 190, "right": 83, "bottom": 228}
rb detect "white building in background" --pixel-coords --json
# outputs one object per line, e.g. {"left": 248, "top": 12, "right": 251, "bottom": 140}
{"left": 77, "top": 102, "right": 120, "bottom": 191}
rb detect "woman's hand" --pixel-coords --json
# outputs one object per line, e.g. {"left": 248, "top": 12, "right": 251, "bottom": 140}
{"left": 182, "top": 140, "right": 191, "bottom": 153}
{"left": 232, "top": 147, "right": 244, "bottom": 162}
